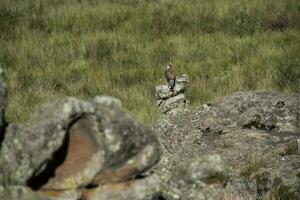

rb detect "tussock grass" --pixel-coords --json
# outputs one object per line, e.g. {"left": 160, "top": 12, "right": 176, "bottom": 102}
{"left": 0, "top": 0, "right": 299, "bottom": 124}
{"left": 240, "top": 151, "right": 266, "bottom": 177}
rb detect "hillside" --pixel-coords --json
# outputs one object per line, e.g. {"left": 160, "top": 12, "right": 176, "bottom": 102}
{"left": 0, "top": 68, "right": 299, "bottom": 199}
{"left": 0, "top": 0, "right": 299, "bottom": 123}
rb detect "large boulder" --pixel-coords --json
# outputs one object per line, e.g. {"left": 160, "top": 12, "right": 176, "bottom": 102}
{"left": 155, "top": 74, "right": 189, "bottom": 115}
{"left": 153, "top": 91, "right": 300, "bottom": 199}
{"left": 193, "top": 91, "right": 300, "bottom": 132}
{"left": 0, "top": 96, "right": 160, "bottom": 190}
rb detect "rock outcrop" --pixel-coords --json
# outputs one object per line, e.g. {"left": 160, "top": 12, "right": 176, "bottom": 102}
{"left": 153, "top": 91, "right": 300, "bottom": 200}
{"left": 0, "top": 93, "right": 161, "bottom": 199}
{"left": 155, "top": 74, "right": 189, "bottom": 115}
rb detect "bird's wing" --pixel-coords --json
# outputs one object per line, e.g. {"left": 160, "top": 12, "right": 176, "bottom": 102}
{"left": 169, "top": 68, "right": 175, "bottom": 80}
{"left": 165, "top": 70, "right": 170, "bottom": 83}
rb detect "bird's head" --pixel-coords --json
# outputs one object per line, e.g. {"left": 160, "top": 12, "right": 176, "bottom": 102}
{"left": 166, "top": 63, "right": 172, "bottom": 69}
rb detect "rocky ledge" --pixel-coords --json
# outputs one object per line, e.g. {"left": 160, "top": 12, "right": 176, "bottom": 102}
{"left": 153, "top": 91, "right": 300, "bottom": 200}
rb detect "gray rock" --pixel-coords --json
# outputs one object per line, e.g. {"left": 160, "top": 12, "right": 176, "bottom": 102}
{"left": 0, "top": 186, "right": 81, "bottom": 200}
{"left": 93, "top": 95, "right": 122, "bottom": 109}
{"left": 82, "top": 174, "right": 162, "bottom": 200}
{"left": 193, "top": 91, "right": 300, "bottom": 132}
{"left": 152, "top": 91, "right": 300, "bottom": 200}
{"left": 0, "top": 97, "right": 160, "bottom": 190}
{"left": 155, "top": 74, "right": 189, "bottom": 115}
{"left": 0, "top": 186, "right": 52, "bottom": 200}
{"left": 41, "top": 190, "right": 81, "bottom": 200}
{"left": 163, "top": 155, "right": 228, "bottom": 200}
{"left": 159, "top": 93, "right": 187, "bottom": 114}
{"left": 0, "top": 68, "right": 7, "bottom": 136}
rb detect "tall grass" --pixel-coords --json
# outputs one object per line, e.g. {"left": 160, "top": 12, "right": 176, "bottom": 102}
{"left": 0, "top": 0, "right": 299, "bottom": 124}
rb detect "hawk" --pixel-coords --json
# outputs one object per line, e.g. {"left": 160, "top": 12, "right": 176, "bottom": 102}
{"left": 165, "top": 64, "right": 176, "bottom": 92}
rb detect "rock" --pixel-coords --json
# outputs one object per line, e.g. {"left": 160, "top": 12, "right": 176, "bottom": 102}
{"left": 152, "top": 91, "right": 300, "bottom": 200}
{"left": 0, "top": 68, "right": 7, "bottom": 138}
{"left": 82, "top": 174, "right": 162, "bottom": 200}
{"left": 155, "top": 74, "right": 189, "bottom": 115}
{"left": 41, "top": 190, "right": 82, "bottom": 200}
{"left": 0, "top": 186, "right": 81, "bottom": 200}
{"left": 0, "top": 97, "right": 160, "bottom": 190}
{"left": 193, "top": 91, "right": 300, "bottom": 132}
{"left": 163, "top": 155, "right": 228, "bottom": 200}
{"left": 0, "top": 186, "right": 51, "bottom": 200}
{"left": 158, "top": 93, "right": 187, "bottom": 114}
{"left": 93, "top": 95, "right": 122, "bottom": 109}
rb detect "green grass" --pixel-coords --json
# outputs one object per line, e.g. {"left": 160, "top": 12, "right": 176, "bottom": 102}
{"left": 0, "top": 0, "right": 299, "bottom": 124}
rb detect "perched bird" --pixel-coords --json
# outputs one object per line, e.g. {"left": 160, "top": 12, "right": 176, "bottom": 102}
{"left": 165, "top": 63, "right": 176, "bottom": 92}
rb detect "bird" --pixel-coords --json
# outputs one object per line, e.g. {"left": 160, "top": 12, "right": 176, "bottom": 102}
{"left": 165, "top": 63, "right": 176, "bottom": 92}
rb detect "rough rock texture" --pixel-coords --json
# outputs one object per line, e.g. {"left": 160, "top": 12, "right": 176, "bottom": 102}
{"left": 0, "top": 96, "right": 160, "bottom": 191}
{"left": 41, "top": 190, "right": 82, "bottom": 200}
{"left": 0, "top": 186, "right": 81, "bottom": 200}
{"left": 163, "top": 155, "right": 228, "bottom": 200}
{"left": 153, "top": 91, "right": 300, "bottom": 200}
{"left": 82, "top": 174, "right": 162, "bottom": 200}
{"left": 155, "top": 74, "right": 189, "bottom": 115}
{"left": 0, "top": 186, "right": 51, "bottom": 200}
{"left": 0, "top": 68, "right": 7, "bottom": 137}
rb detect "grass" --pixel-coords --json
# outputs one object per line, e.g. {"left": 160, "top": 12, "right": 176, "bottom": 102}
{"left": 0, "top": 0, "right": 299, "bottom": 124}
{"left": 269, "top": 184, "right": 299, "bottom": 200}
{"left": 240, "top": 151, "right": 266, "bottom": 177}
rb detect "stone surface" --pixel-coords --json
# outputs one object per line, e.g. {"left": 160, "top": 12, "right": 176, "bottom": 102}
{"left": 193, "top": 91, "right": 300, "bottom": 132}
{"left": 163, "top": 155, "right": 228, "bottom": 200}
{"left": 0, "top": 68, "right": 7, "bottom": 137}
{"left": 41, "top": 190, "right": 81, "bottom": 200}
{"left": 82, "top": 174, "right": 162, "bottom": 200}
{"left": 0, "top": 186, "right": 52, "bottom": 200}
{"left": 152, "top": 91, "right": 300, "bottom": 200}
{"left": 158, "top": 93, "right": 187, "bottom": 114}
{"left": 93, "top": 95, "right": 122, "bottom": 109}
{"left": 155, "top": 74, "right": 189, "bottom": 115}
{"left": 0, "top": 97, "right": 160, "bottom": 190}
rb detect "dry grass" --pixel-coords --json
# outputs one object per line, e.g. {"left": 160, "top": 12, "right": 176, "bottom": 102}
{"left": 240, "top": 151, "right": 266, "bottom": 177}
{"left": 0, "top": 0, "right": 299, "bottom": 124}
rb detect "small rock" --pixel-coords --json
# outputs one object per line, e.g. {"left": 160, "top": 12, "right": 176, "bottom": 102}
{"left": 155, "top": 74, "right": 189, "bottom": 115}
{"left": 164, "top": 154, "right": 228, "bottom": 200}
{"left": 93, "top": 95, "right": 122, "bottom": 109}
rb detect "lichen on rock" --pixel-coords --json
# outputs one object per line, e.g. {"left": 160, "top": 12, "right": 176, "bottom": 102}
{"left": 163, "top": 154, "right": 228, "bottom": 200}
{"left": 0, "top": 95, "right": 160, "bottom": 197}
{"left": 153, "top": 91, "right": 300, "bottom": 199}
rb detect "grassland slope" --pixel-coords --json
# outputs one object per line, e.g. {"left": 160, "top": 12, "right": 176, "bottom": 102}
{"left": 0, "top": 0, "right": 299, "bottom": 123}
